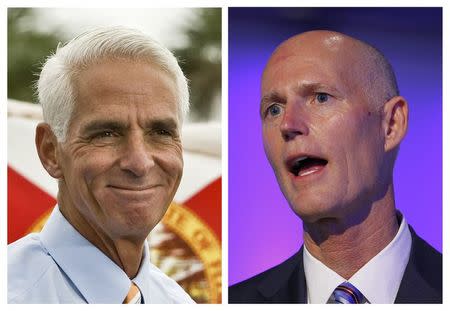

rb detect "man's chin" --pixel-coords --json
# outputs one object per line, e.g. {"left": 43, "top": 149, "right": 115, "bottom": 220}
{"left": 104, "top": 207, "right": 165, "bottom": 236}
{"left": 289, "top": 201, "right": 340, "bottom": 224}
{"left": 108, "top": 219, "right": 156, "bottom": 241}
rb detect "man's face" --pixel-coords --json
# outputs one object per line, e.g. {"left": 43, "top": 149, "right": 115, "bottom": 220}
{"left": 261, "top": 35, "right": 387, "bottom": 223}
{"left": 57, "top": 59, "right": 183, "bottom": 239}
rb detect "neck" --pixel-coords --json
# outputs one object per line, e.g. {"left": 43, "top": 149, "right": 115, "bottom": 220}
{"left": 303, "top": 184, "right": 399, "bottom": 279}
{"left": 57, "top": 190, "right": 145, "bottom": 279}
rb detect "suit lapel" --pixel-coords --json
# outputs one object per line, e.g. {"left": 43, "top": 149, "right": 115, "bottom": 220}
{"left": 395, "top": 226, "right": 442, "bottom": 303}
{"left": 257, "top": 247, "right": 307, "bottom": 303}
{"left": 395, "top": 260, "right": 439, "bottom": 303}
{"left": 251, "top": 226, "right": 441, "bottom": 303}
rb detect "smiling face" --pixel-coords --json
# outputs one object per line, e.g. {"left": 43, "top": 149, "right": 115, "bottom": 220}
{"left": 55, "top": 59, "right": 183, "bottom": 239}
{"left": 261, "top": 32, "right": 390, "bottom": 223}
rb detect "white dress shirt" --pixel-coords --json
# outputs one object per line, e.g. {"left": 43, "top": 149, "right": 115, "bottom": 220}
{"left": 8, "top": 206, "right": 195, "bottom": 304}
{"left": 304, "top": 214, "right": 412, "bottom": 304}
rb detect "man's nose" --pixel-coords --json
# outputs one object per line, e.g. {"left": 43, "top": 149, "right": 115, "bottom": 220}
{"left": 279, "top": 101, "right": 309, "bottom": 141}
{"left": 119, "top": 133, "right": 154, "bottom": 177}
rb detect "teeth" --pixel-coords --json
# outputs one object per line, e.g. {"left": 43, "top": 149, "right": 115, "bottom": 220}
{"left": 299, "top": 167, "right": 320, "bottom": 177}
{"left": 289, "top": 156, "right": 309, "bottom": 176}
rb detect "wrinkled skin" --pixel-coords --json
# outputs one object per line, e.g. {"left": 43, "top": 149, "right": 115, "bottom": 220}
{"left": 262, "top": 31, "right": 397, "bottom": 224}
{"left": 260, "top": 31, "right": 408, "bottom": 278}
{"left": 36, "top": 59, "right": 183, "bottom": 277}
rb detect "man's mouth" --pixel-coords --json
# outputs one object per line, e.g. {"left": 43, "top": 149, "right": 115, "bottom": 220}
{"left": 287, "top": 155, "right": 328, "bottom": 177}
{"left": 108, "top": 185, "right": 157, "bottom": 191}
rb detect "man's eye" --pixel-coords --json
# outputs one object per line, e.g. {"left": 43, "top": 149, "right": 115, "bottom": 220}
{"left": 103, "top": 131, "right": 115, "bottom": 137}
{"left": 267, "top": 104, "right": 283, "bottom": 117}
{"left": 158, "top": 129, "right": 170, "bottom": 135}
{"left": 316, "top": 93, "right": 329, "bottom": 103}
{"left": 98, "top": 131, "right": 115, "bottom": 138}
{"left": 92, "top": 131, "right": 116, "bottom": 140}
{"left": 154, "top": 128, "right": 173, "bottom": 136}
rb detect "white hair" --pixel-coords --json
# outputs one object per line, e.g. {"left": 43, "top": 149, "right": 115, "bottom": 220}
{"left": 37, "top": 26, "right": 189, "bottom": 142}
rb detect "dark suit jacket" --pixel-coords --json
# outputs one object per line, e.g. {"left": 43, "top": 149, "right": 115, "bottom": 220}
{"left": 229, "top": 226, "right": 442, "bottom": 303}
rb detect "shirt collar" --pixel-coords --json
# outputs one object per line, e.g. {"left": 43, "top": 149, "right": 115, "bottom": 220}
{"left": 303, "top": 213, "right": 412, "bottom": 304}
{"left": 304, "top": 244, "right": 345, "bottom": 303}
{"left": 349, "top": 213, "right": 411, "bottom": 303}
{"left": 40, "top": 206, "right": 150, "bottom": 304}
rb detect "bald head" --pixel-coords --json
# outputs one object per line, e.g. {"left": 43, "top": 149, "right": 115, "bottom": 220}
{"left": 264, "top": 30, "right": 399, "bottom": 108}
{"left": 261, "top": 30, "right": 409, "bottom": 225}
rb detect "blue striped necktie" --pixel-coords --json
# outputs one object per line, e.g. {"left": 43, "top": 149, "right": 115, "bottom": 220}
{"left": 330, "top": 282, "right": 365, "bottom": 304}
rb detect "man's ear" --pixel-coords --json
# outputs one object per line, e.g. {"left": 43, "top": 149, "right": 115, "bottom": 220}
{"left": 382, "top": 96, "right": 408, "bottom": 152}
{"left": 35, "top": 123, "right": 63, "bottom": 179}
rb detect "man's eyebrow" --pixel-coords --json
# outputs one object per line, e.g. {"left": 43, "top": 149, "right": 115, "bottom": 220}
{"left": 81, "top": 120, "right": 126, "bottom": 134}
{"left": 260, "top": 92, "right": 285, "bottom": 107}
{"left": 296, "top": 81, "right": 340, "bottom": 95}
{"left": 145, "top": 118, "right": 179, "bottom": 131}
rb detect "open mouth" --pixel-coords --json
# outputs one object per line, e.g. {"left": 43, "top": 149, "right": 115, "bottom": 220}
{"left": 288, "top": 156, "right": 328, "bottom": 177}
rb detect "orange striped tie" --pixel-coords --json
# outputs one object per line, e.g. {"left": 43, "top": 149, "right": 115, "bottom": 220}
{"left": 123, "top": 282, "right": 141, "bottom": 304}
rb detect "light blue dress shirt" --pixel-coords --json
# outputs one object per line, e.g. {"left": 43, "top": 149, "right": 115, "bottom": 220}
{"left": 8, "top": 206, "right": 195, "bottom": 304}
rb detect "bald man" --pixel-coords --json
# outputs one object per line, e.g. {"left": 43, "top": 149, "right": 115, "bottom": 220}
{"left": 228, "top": 30, "right": 442, "bottom": 304}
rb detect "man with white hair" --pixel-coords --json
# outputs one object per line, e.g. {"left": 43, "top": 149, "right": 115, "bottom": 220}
{"left": 8, "top": 26, "right": 194, "bottom": 304}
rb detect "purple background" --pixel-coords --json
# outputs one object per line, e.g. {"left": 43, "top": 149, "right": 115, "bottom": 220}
{"left": 228, "top": 7, "right": 442, "bottom": 286}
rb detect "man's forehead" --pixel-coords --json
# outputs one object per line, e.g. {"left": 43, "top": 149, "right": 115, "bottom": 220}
{"left": 70, "top": 90, "right": 180, "bottom": 132}
{"left": 262, "top": 31, "right": 370, "bottom": 94}
{"left": 267, "top": 31, "right": 359, "bottom": 68}
{"left": 262, "top": 51, "right": 350, "bottom": 92}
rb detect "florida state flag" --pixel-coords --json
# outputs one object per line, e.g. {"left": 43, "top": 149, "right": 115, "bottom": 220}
{"left": 7, "top": 100, "right": 222, "bottom": 303}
